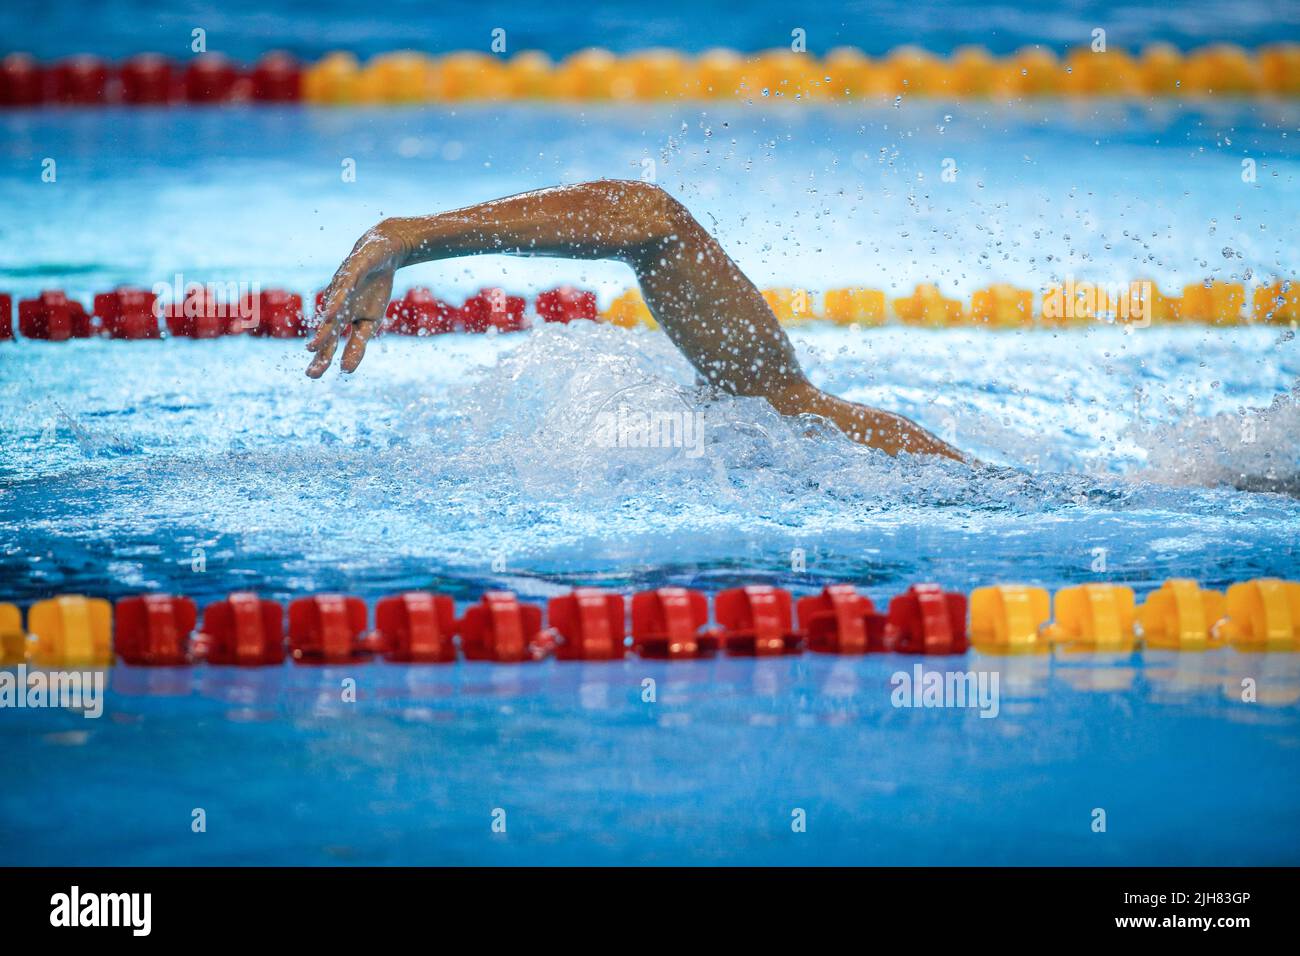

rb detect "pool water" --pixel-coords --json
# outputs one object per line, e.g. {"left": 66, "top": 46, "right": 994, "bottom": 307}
{"left": 2, "top": 91, "right": 1299, "bottom": 864}
{"left": 5, "top": 0, "right": 1295, "bottom": 61}
{"left": 3, "top": 650, "right": 1298, "bottom": 865}
{"left": 2, "top": 324, "right": 1297, "bottom": 605}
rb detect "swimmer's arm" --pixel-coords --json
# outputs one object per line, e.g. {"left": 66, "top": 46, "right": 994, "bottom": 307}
{"left": 309, "top": 180, "right": 756, "bottom": 377}
{"left": 308, "top": 180, "right": 965, "bottom": 460}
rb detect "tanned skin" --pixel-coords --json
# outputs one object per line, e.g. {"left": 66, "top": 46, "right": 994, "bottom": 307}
{"left": 307, "top": 179, "right": 965, "bottom": 460}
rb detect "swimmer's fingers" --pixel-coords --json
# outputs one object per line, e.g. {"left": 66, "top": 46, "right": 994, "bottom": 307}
{"left": 340, "top": 319, "right": 377, "bottom": 373}
{"left": 305, "top": 279, "right": 355, "bottom": 374}
{"left": 305, "top": 329, "right": 340, "bottom": 378}
{"left": 308, "top": 271, "right": 363, "bottom": 352}
{"left": 339, "top": 275, "right": 393, "bottom": 374}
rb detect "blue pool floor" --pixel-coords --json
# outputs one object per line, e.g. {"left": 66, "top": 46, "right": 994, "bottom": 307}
{"left": 3, "top": 648, "right": 1298, "bottom": 865}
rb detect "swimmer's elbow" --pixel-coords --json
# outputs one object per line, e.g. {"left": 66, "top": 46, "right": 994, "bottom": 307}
{"left": 586, "top": 179, "right": 692, "bottom": 241}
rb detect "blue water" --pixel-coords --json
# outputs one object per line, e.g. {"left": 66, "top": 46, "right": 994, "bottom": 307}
{"left": 2, "top": 107, "right": 1298, "bottom": 606}
{"left": 2, "top": 27, "right": 1300, "bottom": 864}
{"left": 1, "top": 103, "right": 1297, "bottom": 304}
{"left": 2, "top": 0, "right": 1298, "bottom": 61}
{"left": 2, "top": 651, "right": 1298, "bottom": 865}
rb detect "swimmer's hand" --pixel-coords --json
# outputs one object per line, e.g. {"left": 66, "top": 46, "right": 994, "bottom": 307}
{"left": 306, "top": 222, "right": 410, "bottom": 377}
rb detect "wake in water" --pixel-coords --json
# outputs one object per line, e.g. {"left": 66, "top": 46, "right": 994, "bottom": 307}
{"left": 424, "top": 323, "right": 1149, "bottom": 514}
{"left": 1133, "top": 378, "right": 1300, "bottom": 497}
{"left": 3, "top": 325, "right": 1296, "bottom": 604}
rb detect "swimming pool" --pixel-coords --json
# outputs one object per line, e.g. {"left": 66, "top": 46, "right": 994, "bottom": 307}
{"left": 6, "top": 0, "right": 1295, "bottom": 61}
{"left": 2, "top": 41, "right": 1299, "bottom": 864}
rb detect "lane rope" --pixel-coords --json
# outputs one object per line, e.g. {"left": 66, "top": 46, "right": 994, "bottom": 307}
{"left": 2, "top": 279, "right": 1296, "bottom": 340}
{"left": 3, "top": 579, "right": 1297, "bottom": 666}
{"left": 2, "top": 43, "right": 1298, "bottom": 106}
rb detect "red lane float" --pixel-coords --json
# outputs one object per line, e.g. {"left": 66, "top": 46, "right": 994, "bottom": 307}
{"left": 19, "top": 291, "right": 92, "bottom": 340}
{"left": 95, "top": 288, "right": 159, "bottom": 339}
{"left": 796, "top": 584, "right": 882, "bottom": 654}
{"left": 460, "top": 288, "right": 527, "bottom": 332}
{"left": 0, "top": 51, "right": 299, "bottom": 106}
{"left": 882, "top": 584, "right": 969, "bottom": 654}
{"left": 52, "top": 56, "right": 112, "bottom": 104}
{"left": 121, "top": 54, "right": 173, "bottom": 104}
{"left": 3, "top": 285, "right": 579, "bottom": 340}
{"left": 547, "top": 588, "right": 626, "bottom": 660}
{"left": 0, "top": 294, "right": 12, "bottom": 340}
{"left": 251, "top": 52, "right": 302, "bottom": 102}
{"left": 185, "top": 54, "right": 241, "bottom": 103}
{"left": 630, "top": 587, "right": 715, "bottom": 658}
{"left": 199, "top": 592, "right": 286, "bottom": 665}
{"left": 536, "top": 286, "right": 597, "bottom": 324}
{"left": 114, "top": 594, "right": 197, "bottom": 666}
{"left": 167, "top": 287, "right": 296, "bottom": 337}
{"left": 163, "top": 288, "right": 230, "bottom": 338}
{"left": 385, "top": 287, "right": 458, "bottom": 335}
{"left": 374, "top": 592, "right": 458, "bottom": 662}
{"left": 288, "top": 594, "right": 371, "bottom": 663}
{"left": 714, "top": 585, "right": 802, "bottom": 656}
{"left": 0, "top": 53, "right": 44, "bottom": 106}
{"left": 249, "top": 289, "right": 305, "bottom": 337}
{"left": 458, "top": 591, "right": 543, "bottom": 662}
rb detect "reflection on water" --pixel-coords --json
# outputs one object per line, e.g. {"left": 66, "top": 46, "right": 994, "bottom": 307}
{"left": 13, "top": 648, "right": 1298, "bottom": 714}
{"left": 3, "top": 651, "right": 1297, "bottom": 865}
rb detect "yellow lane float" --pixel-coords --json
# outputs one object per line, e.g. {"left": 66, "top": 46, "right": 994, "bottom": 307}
{"left": 822, "top": 287, "right": 888, "bottom": 326}
{"left": 894, "top": 283, "right": 965, "bottom": 326}
{"left": 1138, "top": 579, "right": 1226, "bottom": 651}
{"left": 288, "top": 44, "right": 1300, "bottom": 103}
{"left": 969, "top": 585, "right": 1052, "bottom": 654}
{"left": 1044, "top": 584, "right": 1138, "bottom": 651}
{"left": 602, "top": 288, "right": 657, "bottom": 329}
{"left": 26, "top": 595, "right": 113, "bottom": 667}
{"left": 1217, "top": 579, "right": 1300, "bottom": 651}
{"left": 1, "top": 602, "right": 24, "bottom": 664}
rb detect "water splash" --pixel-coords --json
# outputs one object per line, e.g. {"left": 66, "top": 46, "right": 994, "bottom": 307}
{"left": 1, "top": 325, "right": 1296, "bottom": 603}
{"left": 1134, "top": 379, "right": 1300, "bottom": 495}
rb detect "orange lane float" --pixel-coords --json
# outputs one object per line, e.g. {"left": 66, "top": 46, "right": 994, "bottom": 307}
{"left": 0, "top": 602, "right": 24, "bottom": 664}
{"left": 969, "top": 585, "right": 1052, "bottom": 654}
{"left": 25, "top": 595, "right": 114, "bottom": 667}
{"left": 1042, "top": 584, "right": 1137, "bottom": 651}
{"left": 1217, "top": 578, "right": 1300, "bottom": 651}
